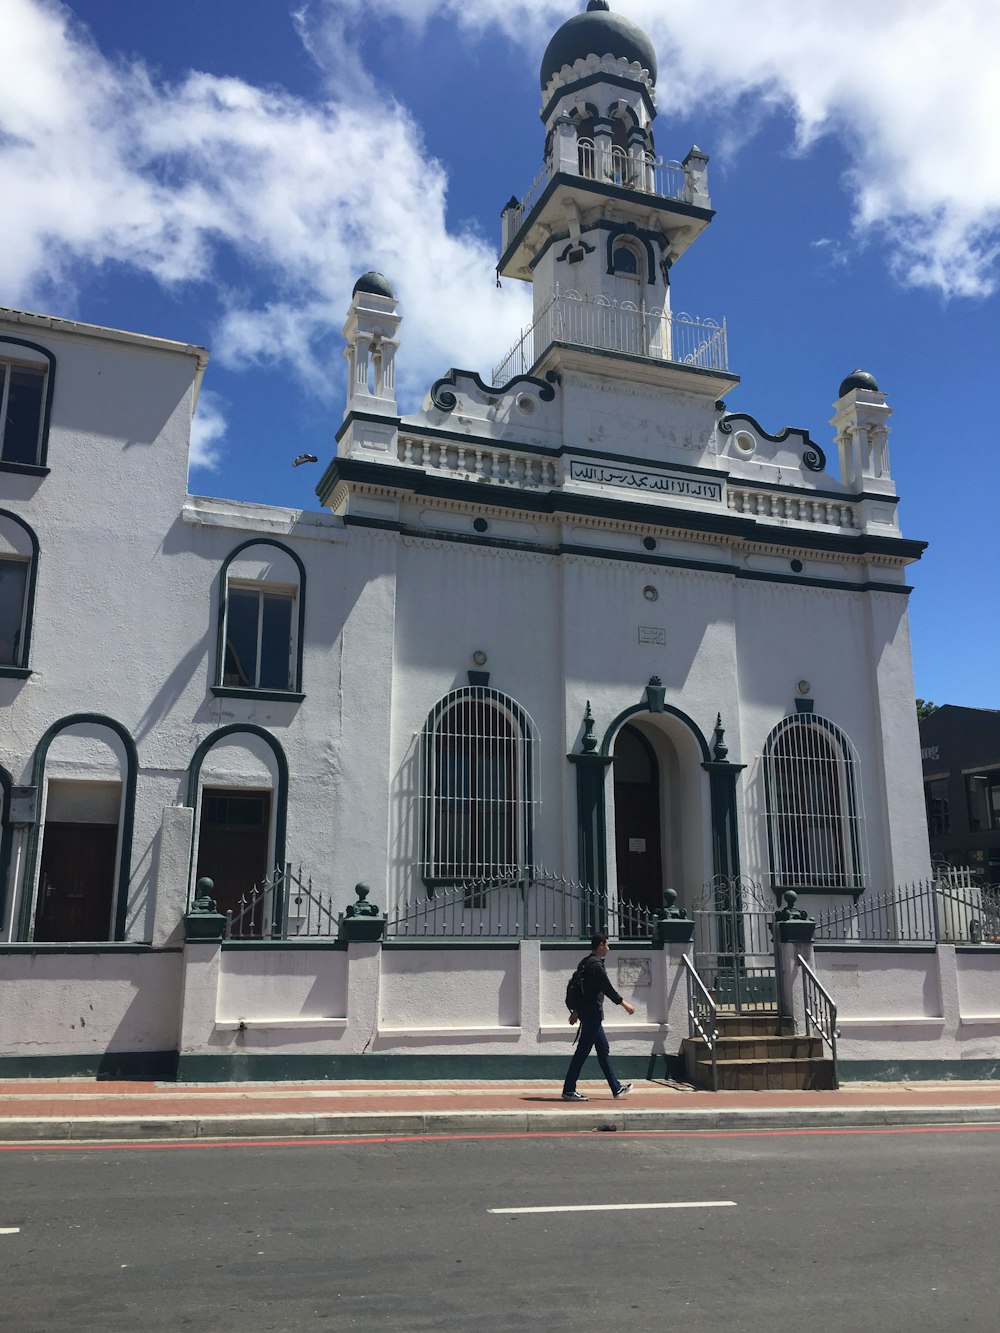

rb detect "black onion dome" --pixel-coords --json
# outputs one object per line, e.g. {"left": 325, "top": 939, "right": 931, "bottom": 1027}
{"left": 352, "top": 271, "right": 395, "bottom": 299}
{"left": 838, "top": 369, "right": 880, "bottom": 397}
{"left": 540, "top": 1, "right": 658, "bottom": 89}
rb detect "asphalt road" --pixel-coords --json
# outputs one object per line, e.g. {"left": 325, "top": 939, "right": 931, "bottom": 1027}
{"left": 2, "top": 1125, "right": 998, "bottom": 1332}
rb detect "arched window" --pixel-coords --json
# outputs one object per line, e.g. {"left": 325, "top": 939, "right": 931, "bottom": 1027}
{"left": 187, "top": 725, "right": 289, "bottom": 930}
{"left": 0, "top": 509, "right": 39, "bottom": 677}
{"left": 214, "top": 540, "right": 305, "bottom": 699}
{"left": 420, "top": 686, "right": 539, "bottom": 886}
{"left": 612, "top": 243, "right": 640, "bottom": 276}
{"left": 0, "top": 337, "right": 55, "bottom": 473}
{"left": 762, "top": 714, "right": 868, "bottom": 893}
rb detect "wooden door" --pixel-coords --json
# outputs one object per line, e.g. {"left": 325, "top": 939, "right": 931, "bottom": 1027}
{"left": 35, "top": 823, "right": 118, "bottom": 942}
{"left": 613, "top": 725, "right": 663, "bottom": 914}
{"left": 195, "top": 790, "right": 271, "bottom": 924}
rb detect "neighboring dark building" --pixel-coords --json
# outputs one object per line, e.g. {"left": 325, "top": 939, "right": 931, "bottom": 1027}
{"left": 920, "top": 706, "right": 1000, "bottom": 885}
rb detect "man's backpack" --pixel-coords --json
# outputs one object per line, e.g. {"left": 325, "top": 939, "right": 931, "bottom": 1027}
{"left": 565, "top": 959, "right": 588, "bottom": 1013}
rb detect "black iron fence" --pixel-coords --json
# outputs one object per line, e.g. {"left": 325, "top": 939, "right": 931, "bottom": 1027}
{"left": 813, "top": 877, "right": 1000, "bottom": 946}
{"left": 223, "top": 864, "right": 655, "bottom": 942}
{"left": 225, "top": 864, "right": 338, "bottom": 940}
{"left": 385, "top": 866, "right": 654, "bottom": 941}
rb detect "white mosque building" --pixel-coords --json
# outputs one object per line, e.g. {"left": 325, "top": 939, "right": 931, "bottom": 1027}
{"left": 3, "top": 3, "right": 995, "bottom": 1085}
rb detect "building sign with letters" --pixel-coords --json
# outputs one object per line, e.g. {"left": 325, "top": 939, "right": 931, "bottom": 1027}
{"left": 569, "top": 459, "right": 723, "bottom": 503}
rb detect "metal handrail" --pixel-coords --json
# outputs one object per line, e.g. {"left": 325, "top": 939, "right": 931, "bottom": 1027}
{"left": 508, "top": 150, "right": 691, "bottom": 234}
{"left": 798, "top": 954, "right": 839, "bottom": 1089}
{"left": 493, "top": 289, "right": 728, "bottom": 385}
{"left": 682, "top": 953, "right": 718, "bottom": 1092}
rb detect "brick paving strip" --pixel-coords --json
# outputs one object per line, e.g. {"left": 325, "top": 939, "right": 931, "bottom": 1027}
{"left": 1, "top": 1080, "right": 999, "bottom": 1142}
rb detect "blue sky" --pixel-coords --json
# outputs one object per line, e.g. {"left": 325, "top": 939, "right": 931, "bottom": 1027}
{"left": 2, "top": 0, "right": 998, "bottom": 708}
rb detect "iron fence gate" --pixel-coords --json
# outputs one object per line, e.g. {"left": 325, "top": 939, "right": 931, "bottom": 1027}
{"left": 694, "top": 876, "right": 780, "bottom": 1013}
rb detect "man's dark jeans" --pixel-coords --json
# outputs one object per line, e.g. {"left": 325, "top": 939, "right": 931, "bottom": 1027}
{"left": 562, "top": 1009, "right": 623, "bottom": 1095}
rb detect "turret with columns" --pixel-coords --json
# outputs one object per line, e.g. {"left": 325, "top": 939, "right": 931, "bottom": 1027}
{"left": 339, "top": 270, "right": 400, "bottom": 460}
{"left": 831, "top": 369, "right": 899, "bottom": 531}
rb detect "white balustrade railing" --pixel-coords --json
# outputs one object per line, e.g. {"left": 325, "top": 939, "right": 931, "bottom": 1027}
{"left": 727, "top": 487, "right": 856, "bottom": 528}
{"left": 506, "top": 145, "right": 691, "bottom": 238}
{"left": 397, "top": 436, "right": 559, "bottom": 488}
{"left": 493, "top": 290, "right": 728, "bottom": 384}
{"left": 395, "top": 437, "right": 857, "bottom": 530}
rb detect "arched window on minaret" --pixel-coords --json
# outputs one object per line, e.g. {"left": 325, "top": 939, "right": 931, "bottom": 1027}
{"left": 574, "top": 111, "right": 598, "bottom": 179}
{"left": 611, "top": 240, "right": 644, "bottom": 355}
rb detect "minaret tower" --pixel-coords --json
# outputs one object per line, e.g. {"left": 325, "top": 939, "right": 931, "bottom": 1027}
{"left": 497, "top": 1, "right": 717, "bottom": 377}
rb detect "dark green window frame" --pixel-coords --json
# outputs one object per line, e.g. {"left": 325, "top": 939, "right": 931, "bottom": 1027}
{"left": 0, "top": 509, "right": 39, "bottom": 678}
{"left": 0, "top": 338, "right": 55, "bottom": 475}
{"left": 212, "top": 539, "right": 306, "bottom": 703}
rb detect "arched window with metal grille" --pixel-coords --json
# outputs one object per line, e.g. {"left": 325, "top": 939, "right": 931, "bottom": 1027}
{"left": 419, "top": 687, "right": 539, "bottom": 888}
{"left": 762, "top": 713, "right": 868, "bottom": 894}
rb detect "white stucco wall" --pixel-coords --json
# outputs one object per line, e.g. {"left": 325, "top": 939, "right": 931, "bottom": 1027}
{"left": 217, "top": 947, "right": 348, "bottom": 1024}
{"left": 379, "top": 947, "right": 521, "bottom": 1032}
{"left": 813, "top": 944, "right": 1000, "bottom": 1064}
{"left": 0, "top": 950, "right": 182, "bottom": 1055}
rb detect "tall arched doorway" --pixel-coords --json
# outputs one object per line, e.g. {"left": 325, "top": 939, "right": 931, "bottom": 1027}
{"left": 613, "top": 724, "right": 663, "bottom": 912}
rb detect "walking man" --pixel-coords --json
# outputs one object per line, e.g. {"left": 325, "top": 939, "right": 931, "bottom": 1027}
{"left": 562, "top": 932, "right": 636, "bottom": 1101}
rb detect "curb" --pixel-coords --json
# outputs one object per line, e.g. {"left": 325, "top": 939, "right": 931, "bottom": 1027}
{"left": 2, "top": 1104, "right": 1000, "bottom": 1143}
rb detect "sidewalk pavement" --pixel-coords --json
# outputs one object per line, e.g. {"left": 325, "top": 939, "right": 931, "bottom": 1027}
{"left": 3, "top": 1077, "right": 1000, "bottom": 1142}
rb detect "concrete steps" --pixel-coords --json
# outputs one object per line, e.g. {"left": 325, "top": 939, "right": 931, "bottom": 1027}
{"left": 682, "top": 1014, "right": 836, "bottom": 1091}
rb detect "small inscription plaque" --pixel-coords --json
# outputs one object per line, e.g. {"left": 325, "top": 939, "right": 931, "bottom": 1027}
{"left": 638, "top": 626, "right": 666, "bottom": 645}
{"left": 618, "top": 958, "right": 651, "bottom": 989}
{"left": 570, "top": 459, "right": 723, "bottom": 502}
{"left": 628, "top": 838, "right": 646, "bottom": 854}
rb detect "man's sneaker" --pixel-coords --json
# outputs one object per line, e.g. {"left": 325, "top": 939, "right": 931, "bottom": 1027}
{"left": 561, "top": 1091, "right": 589, "bottom": 1101}
{"left": 613, "top": 1083, "right": 633, "bottom": 1098}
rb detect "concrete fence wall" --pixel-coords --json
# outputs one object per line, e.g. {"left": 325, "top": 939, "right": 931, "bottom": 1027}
{"left": 2, "top": 937, "right": 1000, "bottom": 1079}
{"left": 812, "top": 944, "right": 1000, "bottom": 1073}
{"left": 0, "top": 947, "right": 183, "bottom": 1074}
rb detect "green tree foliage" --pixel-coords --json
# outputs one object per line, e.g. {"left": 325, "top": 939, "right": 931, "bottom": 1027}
{"left": 916, "top": 699, "right": 938, "bottom": 720}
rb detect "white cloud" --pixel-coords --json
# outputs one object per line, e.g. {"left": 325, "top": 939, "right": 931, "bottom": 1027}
{"left": 331, "top": 0, "right": 1000, "bottom": 298}
{"left": 0, "top": 0, "right": 533, "bottom": 430}
{"left": 1, "top": 0, "right": 995, "bottom": 477}
{"left": 189, "top": 389, "right": 227, "bottom": 472}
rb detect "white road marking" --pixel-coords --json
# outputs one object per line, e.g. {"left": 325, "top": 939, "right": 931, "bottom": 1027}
{"left": 0, "top": 1227, "right": 21, "bottom": 1235}
{"left": 489, "top": 1201, "right": 736, "bottom": 1215}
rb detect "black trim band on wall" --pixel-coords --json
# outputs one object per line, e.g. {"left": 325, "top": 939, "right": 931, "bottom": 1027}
{"left": 339, "top": 514, "right": 915, "bottom": 597}
{"left": 185, "top": 725, "right": 289, "bottom": 907}
{"left": 16, "top": 714, "right": 139, "bottom": 942}
{"left": 319, "top": 456, "right": 927, "bottom": 566}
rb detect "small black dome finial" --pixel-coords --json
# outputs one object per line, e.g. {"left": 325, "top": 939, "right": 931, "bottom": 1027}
{"left": 352, "top": 271, "right": 395, "bottom": 300}
{"left": 588, "top": 1, "right": 611, "bottom": 10}
{"left": 838, "top": 369, "right": 880, "bottom": 398}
